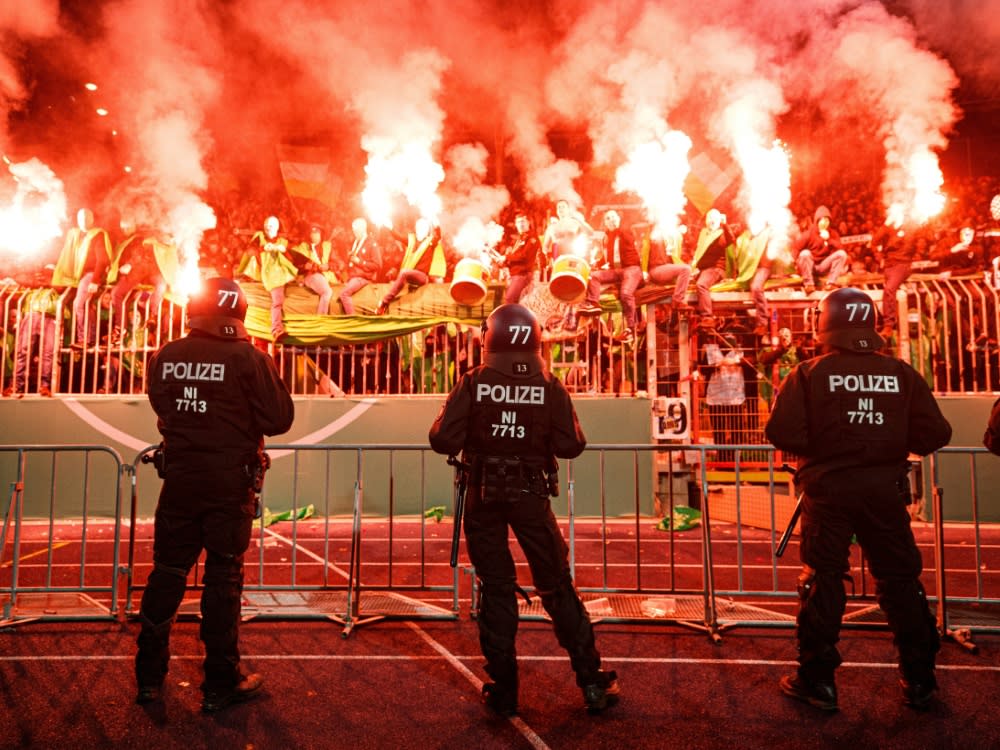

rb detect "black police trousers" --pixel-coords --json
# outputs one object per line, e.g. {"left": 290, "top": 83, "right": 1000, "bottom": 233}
{"left": 463, "top": 484, "right": 602, "bottom": 695}
{"left": 796, "top": 470, "right": 939, "bottom": 684}
{"left": 136, "top": 477, "right": 254, "bottom": 692}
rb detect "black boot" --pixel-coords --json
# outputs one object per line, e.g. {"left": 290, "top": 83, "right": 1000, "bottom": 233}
{"left": 581, "top": 670, "right": 620, "bottom": 714}
{"left": 201, "top": 672, "right": 265, "bottom": 713}
{"left": 900, "top": 672, "right": 937, "bottom": 710}
{"left": 481, "top": 682, "right": 518, "bottom": 717}
{"left": 135, "top": 614, "right": 173, "bottom": 704}
{"left": 780, "top": 673, "right": 838, "bottom": 711}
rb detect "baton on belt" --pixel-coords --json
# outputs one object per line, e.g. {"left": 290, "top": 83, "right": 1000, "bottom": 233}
{"left": 448, "top": 455, "right": 470, "bottom": 568}
{"left": 776, "top": 463, "right": 801, "bottom": 558}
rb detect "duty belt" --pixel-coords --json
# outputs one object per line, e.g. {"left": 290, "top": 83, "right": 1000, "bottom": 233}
{"left": 477, "top": 456, "right": 548, "bottom": 503}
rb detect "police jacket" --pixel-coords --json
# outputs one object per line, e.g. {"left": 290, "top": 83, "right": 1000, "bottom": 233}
{"left": 764, "top": 349, "right": 951, "bottom": 490}
{"left": 147, "top": 329, "right": 294, "bottom": 480}
{"left": 984, "top": 396, "right": 1000, "bottom": 456}
{"left": 428, "top": 364, "right": 586, "bottom": 467}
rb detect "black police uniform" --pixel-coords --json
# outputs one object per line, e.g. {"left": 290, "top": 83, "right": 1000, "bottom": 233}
{"left": 766, "top": 341, "right": 951, "bottom": 705}
{"left": 983, "top": 396, "right": 1000, "bottom": 455}
{"left": 429, "top": 348, "right": 608, "bottom": 712}
{"left": 137, "top": 311, "right": 293, "bottom": 703}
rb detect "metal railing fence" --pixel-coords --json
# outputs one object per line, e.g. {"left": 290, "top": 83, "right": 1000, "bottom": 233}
{"left": 124, "top": 444, "right": 460, "bottom": 637}
{"left": 1, "top": 441, "right": 996, "bottom": 650}
{"left": 930, "top": 447, "right": 1000, "bottom": 646}
{"left": 0, "top": 445, "right": 125, "bottom": 625}
{"left": 5, "top": 273, "right": 1000, "bottom": 399}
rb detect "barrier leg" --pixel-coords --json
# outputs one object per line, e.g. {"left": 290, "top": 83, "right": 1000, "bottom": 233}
{"left": 699, "top": 471, "right": 722, "bottom": 644}
{"left": 931, "top": 479, "right": 978, "bottom": 654}
{"left": 0, "top": 455, "right": 26, "bottom": 626}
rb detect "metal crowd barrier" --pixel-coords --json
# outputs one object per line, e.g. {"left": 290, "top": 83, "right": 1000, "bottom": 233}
{"left": 515, "top": 443, "right": 999, "bottom": 649}
{"left": 267, "top": 318, "right": 641, "bottom": 398}
{"left": 0, "top": 281, "right": 641, "bottom": 397}
{"left": 4, "top": 274, "right": 1000, "bottom": 398}
{"left": 125, "top": 444, "right": 460, "bottom": 637}
{"left": 931, "top": 447, "right": 1000, "bottom": 647}
{"left": 899, "top": 275, "right": 1000, "bottom": 394}
{"left": 0, "top": 445, "right": 125, "bottom": 626}
{"left": 512, "top": 444, "right": 797, "bottom": 642}
{"left": 0, "top": 282, "right": 186, "bottom": 397}
{"left": 518, "top": 444, "right": 724, "bottom": 640}
{"left": 3, "top": 441, "right": 998, "bottom": 650}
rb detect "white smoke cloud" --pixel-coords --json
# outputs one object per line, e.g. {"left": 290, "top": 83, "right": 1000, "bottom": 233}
{"left": 774, "top": 3, "right": 959, "bottom": 219}
{"left": 96, "top": 0, "right": 221, "bottom": 257}
{"left": 506, "top": 92, "right": 582, "bottom": 203}
{"left": 836, "top": 6, "right": 958, "bottom": 218}
{"left": 4, "top": 0, "right": 980, "bottom": 242}
{"left": 451, "top": 215, "right": 505, "bottom": 259}
{"left": 440, "top": 143, "right": 510, "bottom": 239}
{"left": 545, "top": 1, "right": 959, "bottom": 225}
{"left": 356, "top": 49, "right": 449, "bottom": 226}
{"left": 902, "top": 0, "right": 1000, "bottom": 98}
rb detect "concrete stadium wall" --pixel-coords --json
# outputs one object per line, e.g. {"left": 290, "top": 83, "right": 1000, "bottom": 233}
{"left": 0, "top": 395, "right": 654, "bottom": 519}
{"left": 0, "top": 395, "right": 996, "bottom": 521}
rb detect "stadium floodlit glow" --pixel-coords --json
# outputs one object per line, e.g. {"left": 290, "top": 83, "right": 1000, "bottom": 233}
{"left": 96, "top": 108, "right": 109, "bottom": 116}
{"left": 84, "top": 82, "right": 98, "bottom": 91}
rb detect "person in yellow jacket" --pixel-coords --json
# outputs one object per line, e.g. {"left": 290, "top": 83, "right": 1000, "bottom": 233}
{"left": 3, "top": 286, "right": 63, "bottom": 398}
{"left": 691, "top": 208, "right": 737, "bottom": 329}
{"left": 339, "top": 218, "right": 383, "bottom": 315}
{"left": 106, "top": 223, "right": 180, "bottom": 344}
{"left": 645, "top": 225, "right": 693, "bottom": 326}
{"left": 51, "top": 208, "right": 112, "bottom": 347}
{"left": 376, "top": 217, "right": 445, "bottom": 314}
{"left": 739, "top": 225, "right": 776, "bottom": 338}
{"left": 290, "top": 224, "right": 334, "bottom": 315}
{"left": 236, "top": 215, "right": 297, "bottom": 342}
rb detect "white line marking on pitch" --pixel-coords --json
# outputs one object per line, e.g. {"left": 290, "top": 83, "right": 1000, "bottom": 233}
{"left": 405, "top": 622, "right": 552, "bottom": 750}
{"left": 259, "top": 526, "right": 352, "bottom": 581}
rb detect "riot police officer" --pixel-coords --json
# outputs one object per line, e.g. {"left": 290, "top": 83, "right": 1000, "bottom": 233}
{"left": 136, "top": 277, "right": 294, "bottom": 712}
{"left": 765, "top": 287, "right": 951, "bottom": 711}
{"left": 429, "top": 303, "right": 619, "bottom": 716}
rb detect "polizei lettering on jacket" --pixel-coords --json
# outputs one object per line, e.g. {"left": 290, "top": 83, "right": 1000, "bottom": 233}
{"left": 476, "top": 383, "right": 545, "bottom": 405}
{"left": 160, "top": 361, "right": 226, "bottom": 382}
{"left": 827, "top": 374, "right": 899, "bottom": 393}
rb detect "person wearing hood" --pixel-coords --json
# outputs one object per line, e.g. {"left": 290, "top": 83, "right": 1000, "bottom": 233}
{"left": 794, "top": 206, "right": 849, "bottom": 295}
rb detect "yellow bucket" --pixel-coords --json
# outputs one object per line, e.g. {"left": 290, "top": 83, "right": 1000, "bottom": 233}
{"left": 549, "top": 254, "right": 591, "bottom": 303}
{"left": 449, "top": 257, "right": 488, "bottom": 306}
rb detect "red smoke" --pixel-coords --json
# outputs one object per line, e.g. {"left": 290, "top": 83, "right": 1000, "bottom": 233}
{"left": 1, "top": 0, "right": 992, "bottom": 230}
